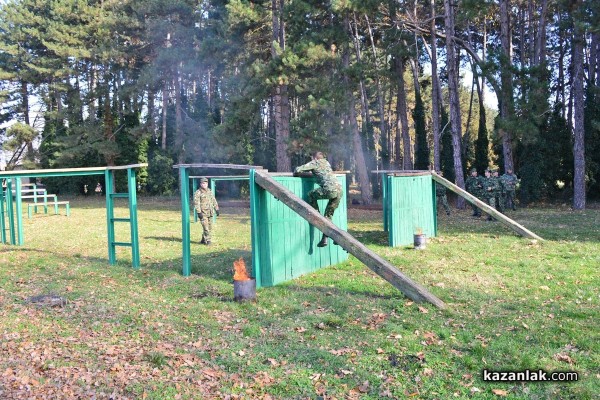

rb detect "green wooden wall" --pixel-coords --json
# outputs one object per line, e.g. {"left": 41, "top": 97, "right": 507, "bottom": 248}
{"left": 385, "top": 174, "right": 437, "bottom": 247}
{"left": 251, "top": 175, "right": 348, "bottom": 287}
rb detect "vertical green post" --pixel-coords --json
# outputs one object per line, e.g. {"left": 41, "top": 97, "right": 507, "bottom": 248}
{"left": 192, "top": 178, "right": 198, "bottom": 223}
{"left": 15, "top": 178, "right": 23, "bottom": 245}
{"left": 211, "top": 179, "right": 217, "bottom": 224}
{"left": 127, "top": 168, "right": 140, "bottom": 269}
{"left": 105, "top": 170, "right": 116, "bottom": 265}
{"left": 387, "top": 175, "right": 393, "bottom": 247}
{"left": 432, "top": 178, "right": 438, "bottom": 235}
{"left": 180, "top": 166, "right": 191, "bottom": 276}
{"left": 0, "top": 186, "right": 6, "bottom": 244}
{"left": 382, "top": 174, "right": 388, "bottom": 232}
{"left": 249, "top": 169, "right": 261, "bottom": 288}
{"left": 6, "top": 179, "right": 16, "bottom": 245}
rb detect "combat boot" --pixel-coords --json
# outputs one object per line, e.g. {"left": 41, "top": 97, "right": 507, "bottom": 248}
{"left": 200, "top": 238, "right": 206, "bottom": 245}
{"left": 317, "top": 233, "right": 328, "bottom": 247}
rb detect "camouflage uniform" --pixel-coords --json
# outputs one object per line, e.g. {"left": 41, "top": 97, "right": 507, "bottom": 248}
{"left": 193, "top": 179, "right": 219, "bottom": 244}
{"left": 465, "top": 171, "right": 483, "bottom": 217}
{"left": 435, "top": 183, "right": 451, "bottom": 215}
{"left": 481, "top": 170, "right": 500, "bottom": 220}
{"left": 500, "top": 172, "right": 518, "bottom": 210}
{"left": 294, "top": 158, "right": 343, "bottom": 220}
{"left": 492, "top": 170, "right": 504, "bottom": 213}
{"left": 295, "top": 155, "right": 343, "bottom": 247}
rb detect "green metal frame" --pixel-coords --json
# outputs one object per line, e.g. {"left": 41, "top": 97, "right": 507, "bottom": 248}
{"left": 0, "top": 165, "right": 145, "bottom": 268}
{"left": 180, "top": 166, "right": 192, "bottom": 276}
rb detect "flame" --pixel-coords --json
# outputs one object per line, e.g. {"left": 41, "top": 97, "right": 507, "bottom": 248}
{"left": 233, "top": 257, "right": 251, "bottom": 281}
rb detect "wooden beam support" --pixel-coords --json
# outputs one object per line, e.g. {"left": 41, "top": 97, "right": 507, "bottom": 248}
{"left": 431, "top": 171, "right": 543, "bottom": 241}
{"left": 253, "top": 169, "right": 446, "bottom": 308}
{"left": 173, "top": 163, "right": 264, "bottom": 170}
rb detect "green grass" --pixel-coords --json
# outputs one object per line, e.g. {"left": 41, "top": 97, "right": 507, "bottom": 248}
{"left": 0, "top": 196, "right": 598, "bottom": 399}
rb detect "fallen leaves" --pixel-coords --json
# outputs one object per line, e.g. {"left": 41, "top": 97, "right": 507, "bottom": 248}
{"left": 492, "top": 388, "right": 508, "bottom": 396}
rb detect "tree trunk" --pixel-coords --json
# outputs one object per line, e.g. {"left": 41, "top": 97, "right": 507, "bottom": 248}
{"left": 147, "top": 88, "right": 156, "bottom": 141}
{"left": 365, "top": 15, "right": 386, "bottom": 172}
{"left": 88, "top": 64, "right": 96, "bottom": 121}
{"left": 20, "top": 80, "right": 35, "bottom": 159}
{"left": 162, "top": 81, "right": 168, "bottom": 150}
{"left": 572, "top": 19, "right": 586, "bottom": 210}
{"left": 590, "top": 33, "right": 600, "bottom": 85}
{"left": 175, "top": 73, "right": 183, "bottom": 163}
{"left": 499, "top": 0, "right": 515, "bottom": 173}
{"left": 272, "top": 0, "right": 291, "bottom": 172}
{"left": 103, "top": 81, "right": 115, "bottom": 167}
{"left": 394, "top": 57, "right": 413, "bottom": 170}
{"left": 443, "top": 0, "right": 466, "bottom": 206}
{"left": 343, "top": 48, "right": 372, "bottom": 204}
{"left": 430, "top": 0, "right": 441, "bottom": 172}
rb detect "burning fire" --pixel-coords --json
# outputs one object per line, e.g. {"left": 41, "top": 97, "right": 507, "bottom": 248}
{"left": 233, "top": 257, "right": 251, "bottom": 281}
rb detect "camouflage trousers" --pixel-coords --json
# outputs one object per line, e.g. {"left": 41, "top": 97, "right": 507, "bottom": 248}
{"left": 483, "top": 196, "right": 496, "bottom": 209}
{"left": 504, "top": 190, "right": 516, "bottom": 210}
{"left": 199, "top": 213, "right": 213, "bottom": 243}
{"left": 436, "top": 194, "right": 451, "bottom": 214}
{"left": 495, "top": 194, "right": 504, "bottom": 212}
{"left": 308, "top": 187, "right": 342, "bottom": 220}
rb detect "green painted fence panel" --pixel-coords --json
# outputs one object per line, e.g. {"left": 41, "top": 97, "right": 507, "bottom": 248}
{"left": 251, "top": 175, "right": 348, "bottom": 287}
{"left": 386, "top": 174, "right": 437, "bottom": 247}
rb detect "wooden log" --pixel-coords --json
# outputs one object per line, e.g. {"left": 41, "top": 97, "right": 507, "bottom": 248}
{"left": 253, "top": 169, "right": 446, "bottom": 308}
{"left": 431, "top": 171, "right": 543, "bottom": 241}
{"left": 174, "top": 163, "right": 264, "bottom": 170}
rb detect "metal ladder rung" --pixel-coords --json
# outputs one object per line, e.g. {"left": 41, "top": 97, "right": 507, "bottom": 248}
{"left": 111, "top": 218, "right": 131, "bottom": 222}
{"left": 110, "top": 193, "right": 129, "bottom": 199}
{"left": 112, "top": 242, "right": 132, "bottom": 247}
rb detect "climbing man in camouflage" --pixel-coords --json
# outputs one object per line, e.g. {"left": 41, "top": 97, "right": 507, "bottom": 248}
{"left": 193, "top": 177, "right": 219, "bottom": 245}
{"left": 294, "top": 151, "right": 343, "bottom": 247}
{"left": 501, "top": 168, "right": 518, "bottom": 210}
{"left": 492, "top": 169, "right": 504, "bottom": 213}
{"left": 465, "top": 168, "right": 482, "bottom": 217}
{"left": 435, "top": 171, "right": 451, "bottom": 215}
{"left": 481, "top": 169, "right": 500, "bottom": 221}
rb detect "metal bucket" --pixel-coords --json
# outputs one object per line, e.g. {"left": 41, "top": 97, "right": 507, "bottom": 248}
{"left": 413, "top": 234, "right": 427, "bottom": 250}
{"left": 233, "top": 278, "right": 256, "bottom": 302}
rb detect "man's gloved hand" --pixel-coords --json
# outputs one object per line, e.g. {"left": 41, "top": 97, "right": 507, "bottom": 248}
{"left": 215, "top": 210, "right": 220, "bottom": 217}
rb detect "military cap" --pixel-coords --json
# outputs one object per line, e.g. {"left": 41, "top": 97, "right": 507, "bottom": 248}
{"left": 470, "top": 168, "right": 477, "bottom": 173}
{"left": 199, "top": 177, "right": 208, "bottom": 183}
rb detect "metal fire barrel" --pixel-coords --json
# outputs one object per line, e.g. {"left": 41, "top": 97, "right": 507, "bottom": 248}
{"left": 413, "top": 234, "right": 427, "bottom": 250}
{"left": 233, "top": 278, "right": 256, "bottom": 302}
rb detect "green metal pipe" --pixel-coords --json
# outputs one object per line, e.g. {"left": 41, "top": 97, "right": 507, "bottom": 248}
{"left": 128, "top": 168, "right": 140, "bottom": 269}
{"left": 105, "top": 170, "right": 116, "bottom": 265}
{"left": 192, "top": 178, "right": 198, "bottom": 223}
{"left": 210, "top": 179, "right": 217, "bottom": 224}
{"left": 0, "top": 187, "right": 6, "bottom": 244}
{"left": 6, "top": 179, "right": 15, "bottom": 245}
{"left": 180, "top": 167, "right": 191, "bottom": 276}
{"left": 249, "top": 169, "right": 261, "bottom": 288}
{"left": 15, "top": 178, "right": 23, "bottom": 245}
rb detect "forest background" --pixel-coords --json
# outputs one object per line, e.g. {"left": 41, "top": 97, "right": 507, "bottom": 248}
{"left": 0, "top": 0, "right": 599, "bottom": 209}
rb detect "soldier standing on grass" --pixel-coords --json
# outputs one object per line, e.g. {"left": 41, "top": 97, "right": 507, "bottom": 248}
{"left": 193, "top": 177, "right": 219, "bottom": 245}
{"left": 465, "top": 168, "right": 482, "bottom": 217}
{"left": 492, "top": 169, "right": 504, "bottom": 213}
{"left": 294, "top": 151, "right": 343, "bottom": 247}
{"left": 501, "top": 169, "right": 519, "bottom": 210}
{"left": 482, "top": 169, "right": 500, "bottom": 221}
{"left": 435, "top": 171, "right": 451, "bottom": 215}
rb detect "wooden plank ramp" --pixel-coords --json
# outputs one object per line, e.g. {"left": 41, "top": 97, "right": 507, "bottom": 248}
{"left": 253, "top": 169, "right": 446, "bottom": 309}
{"left": 430, "top": 171, "right": 543, "bottom": 241}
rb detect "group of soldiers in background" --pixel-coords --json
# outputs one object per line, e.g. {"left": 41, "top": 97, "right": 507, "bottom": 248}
{"left": 435, "top": 168, "right": 519, "bottom": 220}
{"left": 465, "top": 168, "right": 519, "bottom": 220}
